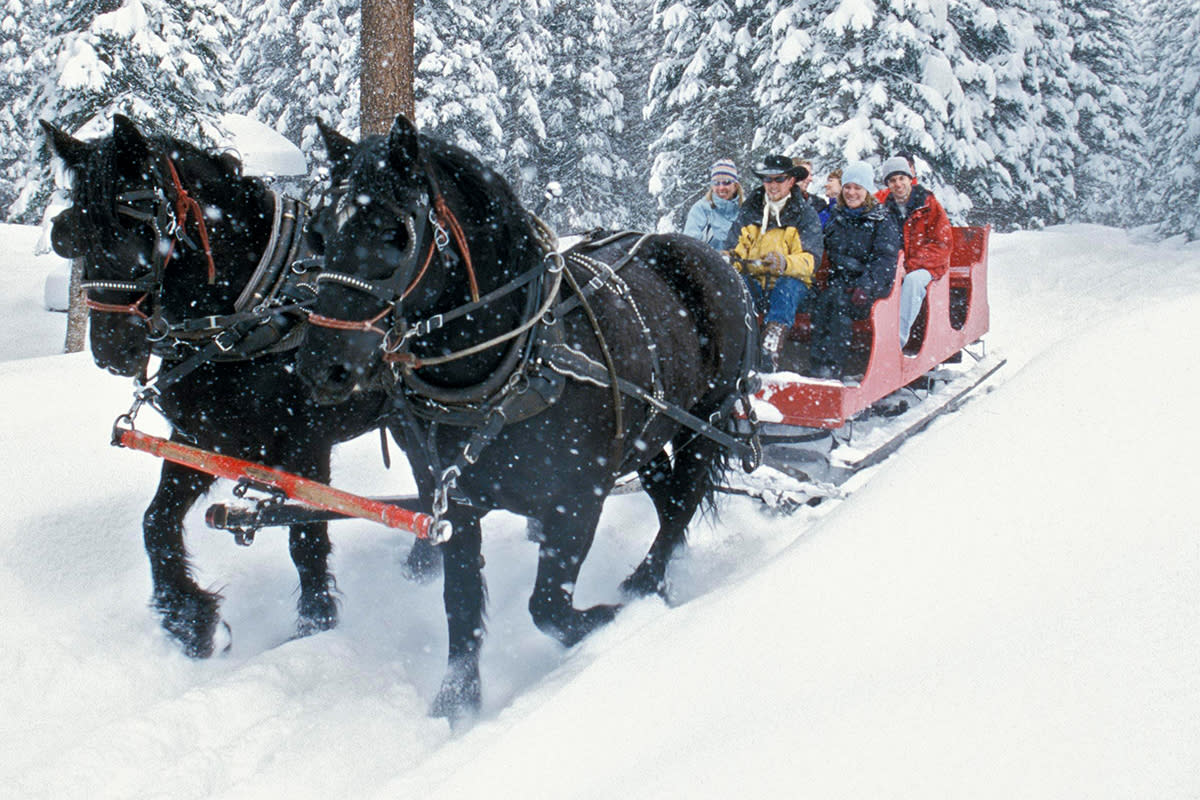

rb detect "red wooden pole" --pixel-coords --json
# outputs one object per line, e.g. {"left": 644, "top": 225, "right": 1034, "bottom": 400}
{"left": 117, "top": 428, "right": 441, "bottom": 540}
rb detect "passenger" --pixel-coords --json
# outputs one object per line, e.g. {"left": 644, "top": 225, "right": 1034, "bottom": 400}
{"left": 723, "top": 154, "right": 824, "bottom": 371}
{"left": 880, "top": 155, "right": 952, "bottom": 346}
{"left": 819, "top": 168, "right": 841, "bottom": 229}
{"left": 809, "top": 161, "right": 902, "bottom": 380}
{"left": 792, "top": 158, "right": 829, "bottom": 217}
{"left": 874, "top": 150, "right": 917, "bottom": 204}
{"left": 683, "top": 159, "right": 744, "bottom": 249}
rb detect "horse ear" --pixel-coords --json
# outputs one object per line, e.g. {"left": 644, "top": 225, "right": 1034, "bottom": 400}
{"left": 317, "top": 118, "right": 356, "bottom": 174}
{"left": 112, "top": 114, "right": 150, "bottom": 168}
{"left": 217, "top": 151, "right": 243, "bottom": 177}
{"left": 387, "top": 114, "right": 421, "bottom": 170}
{"left": 41, "top": 120, "right": 91, "bottom": 169}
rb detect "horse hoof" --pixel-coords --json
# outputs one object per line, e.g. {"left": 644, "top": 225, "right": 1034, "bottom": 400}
{"left": 620, "top": 565, "right": 667, "bottom": 599}
{"left": 295, "top": 611, "right": 337, "bottom": 639}
{"left": 401, "top": 538, "right": 442, "bottom": 584}
{"left": 213, "top": 620, "right": 233, "bottom": 655}
{"left": 297, "top": 590, "right": 339, "bottom": 637}
{"left": 535, "top": 603, "right": 621, "bottom": 648}
{"left": 155, "top": 589, "right": 224, "bottom": 657}
{"left": 430, "top": 666, "right": 481, "bottom": 724}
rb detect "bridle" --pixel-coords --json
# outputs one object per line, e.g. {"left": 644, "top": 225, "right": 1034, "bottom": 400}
{"left": 306, "top": 162, "right": 564, "bottom": 373}
{"left": 79, "top": 150, "right": 216, "bottom": 329}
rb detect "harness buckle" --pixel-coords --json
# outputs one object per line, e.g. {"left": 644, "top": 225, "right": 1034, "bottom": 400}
{"left": 146, "top": 315, "right": 170, "bottom": 342}
{"left": 420, "top": 313, "right": 444, "bottom": 335}
{"left": 433, "top": 465, "right": 460, "bottom": 524}
{"left": 429, "top": 207, "right": 450, "bottom": 251}
{"left": 214, "top": 329, "right": 238, "bottom": 353}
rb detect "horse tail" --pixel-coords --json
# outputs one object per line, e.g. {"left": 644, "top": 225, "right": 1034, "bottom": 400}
{"left": 699, "top": 430, "right": 734, "bottom": 519}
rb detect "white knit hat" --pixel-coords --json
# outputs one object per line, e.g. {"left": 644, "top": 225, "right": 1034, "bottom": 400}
{"left": 841, "top": 161, "right": 875, "bottom": 190}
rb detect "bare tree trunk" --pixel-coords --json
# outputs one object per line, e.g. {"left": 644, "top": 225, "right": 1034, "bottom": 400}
{"left": 361, "top": 0, "right": 415, "bottom": 136}
{"left": 63, "top": 257, "right": 88, "bottom": 353}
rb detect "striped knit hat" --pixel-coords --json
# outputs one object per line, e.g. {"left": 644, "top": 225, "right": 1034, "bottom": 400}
{"left": 710, "top": 159, "right": 739, "bottom": 185}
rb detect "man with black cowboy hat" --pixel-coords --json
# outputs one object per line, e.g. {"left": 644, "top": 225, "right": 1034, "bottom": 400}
{"left": 722, "top": 154, "right": 823, "bottom": 371}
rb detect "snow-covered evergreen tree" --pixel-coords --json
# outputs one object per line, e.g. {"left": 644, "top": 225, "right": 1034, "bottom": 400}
{"left": 532, "top": 0, "right": 638, "bottom": 230}
{"left": 644, "top": 0, "right": 759, "bottom": 232}
{"left": 6, "top": 0, "right": 236, "bottom": 222}
{"left": 609, "top": 0, "right": 657, "bottom": 227}
{"left": 977, "top": 0, "right": 1080, "bottom": 228}
{"left": 743, "top": 0, "right": 1007, "bottom": 224}
{"left": 0, "top": 0, "right": 48, "bottom": 213}
{"left": 1061, "top": 0, "right": 1148, "bottom": 227}
{"left": 1142, "top": 0, "right": 1200, "bottom": 239}
{"left": 413, "top": 0, "right": 504, "bottom": 158}
{"left": 488, "top": 0, "right": 554, "bottom": 204}
{"left": 230, "top": 0, "right": 358, "bottom": 198}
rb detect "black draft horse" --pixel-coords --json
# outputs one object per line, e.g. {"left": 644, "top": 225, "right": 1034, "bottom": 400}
{"left": 43, "top": 115, "right": 416, "bottom": 657}
{"left": 297, "top": 115, "right": 757, "bottom": 720}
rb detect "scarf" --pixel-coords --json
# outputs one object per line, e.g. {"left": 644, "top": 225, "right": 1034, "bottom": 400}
{"left": 761, "top": 194, "right": 789, "bottom": 231}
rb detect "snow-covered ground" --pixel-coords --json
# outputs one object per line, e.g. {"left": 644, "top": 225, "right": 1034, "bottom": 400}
{"left": 1, "top": 222, "right": 1197, "bottom": 799}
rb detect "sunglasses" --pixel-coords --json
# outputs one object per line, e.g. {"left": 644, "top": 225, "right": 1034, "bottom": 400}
{"left": 762, "top": 175, "right": 791, "bottom": 184}
{"left": 712, "top": 180, "right": 735, "bottom": 187}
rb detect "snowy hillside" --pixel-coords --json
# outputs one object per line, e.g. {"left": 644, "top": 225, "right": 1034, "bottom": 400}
{"left": 1, "top": 223, "right": 1197, "bottom": 799}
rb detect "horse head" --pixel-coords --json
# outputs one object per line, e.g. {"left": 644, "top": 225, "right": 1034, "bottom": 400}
{"left": 300, "top": 114, "right": 537, "bottom": 405}
{"left": 43, "top": 115, "right": 272, "bottom": 376}
{"left": 44, "top": 115, "right": 163, "bottom": 375}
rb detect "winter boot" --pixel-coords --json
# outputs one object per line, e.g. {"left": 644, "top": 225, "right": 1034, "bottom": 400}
{"left": 761, "top": 321, "right": 786, "bottom": 372}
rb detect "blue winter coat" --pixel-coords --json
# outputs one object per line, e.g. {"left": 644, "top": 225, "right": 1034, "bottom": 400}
{"left": 683, "top": 194, "right": 741, "bottom": 249}
{"left": 821, "top": 203, "right": 902, "bottom": 300}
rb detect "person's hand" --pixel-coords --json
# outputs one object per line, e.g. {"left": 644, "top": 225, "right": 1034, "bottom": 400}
{"left": 763, "top": 251, "right": 786, "bottom": 275}
{"left": 848, "top": 286, "right": 870, "bottom": 307}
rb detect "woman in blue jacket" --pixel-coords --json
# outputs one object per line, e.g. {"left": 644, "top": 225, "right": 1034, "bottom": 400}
{"left": 683, "top": 159, "right": 744, "bottom": 249}
{"left": 809, "top": 161, "right": 902, "bottom": 380}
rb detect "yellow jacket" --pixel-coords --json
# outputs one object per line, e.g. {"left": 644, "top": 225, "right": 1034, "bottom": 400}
{"left": 728, "top": 188, "right": 823, "bottom": 290}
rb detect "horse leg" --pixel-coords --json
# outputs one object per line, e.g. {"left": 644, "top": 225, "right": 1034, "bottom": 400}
{"left": 145, "top": 459, "right": 226, "bottom": 657}
{"left": 430, "top": 502, "right": 486, "bottom": 723}
{"left": 621, "top": 435, "right": 722, "bottom": 598}
{"left": 528, "top": 498, "right": 620, "bottom": 648}
{"left": 389, "top": 424, "right": 443, "bottom": 583}
{"left": 290, "top": 520, "right": 338, "bottom": 637}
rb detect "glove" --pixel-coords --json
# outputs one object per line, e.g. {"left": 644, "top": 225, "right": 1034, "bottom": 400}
{"left": 849, "top": 287, "right": 870, "bottom": 307}
{"left": 762, "top": 251, "right": 786, "bottom": 275}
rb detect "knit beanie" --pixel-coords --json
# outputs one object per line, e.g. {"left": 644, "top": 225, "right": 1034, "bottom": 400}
{"left": 710, "top": 159, "right": 739, "bottom": 185}
{"left": 881, "top": 156, "right": 913, "bottom": 181}
{"left": 841, "top": 161, "right": 875, "bottom": 190}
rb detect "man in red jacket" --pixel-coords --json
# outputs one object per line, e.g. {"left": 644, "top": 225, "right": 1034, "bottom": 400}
{"left": 880, "top": 155, "right": 951, "bottom": 346}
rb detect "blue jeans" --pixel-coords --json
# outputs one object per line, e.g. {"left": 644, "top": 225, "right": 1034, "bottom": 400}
{"left": 899, "top": 269, "right": 933, "bottom": 344}
{"left": 743, "top": 275, "right": 810, "bottom": 326}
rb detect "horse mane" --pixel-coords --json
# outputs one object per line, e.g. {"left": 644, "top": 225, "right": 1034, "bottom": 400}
{"left": 421, "top": 135, "right": 535, "bottom": 256}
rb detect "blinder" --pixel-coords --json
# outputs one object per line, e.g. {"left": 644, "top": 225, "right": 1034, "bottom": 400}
{"left": 49, "top": 207, "right": 86, "bottom": 259}
{"left": 307, "top": 185, "right": 434, "bottom": 333}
